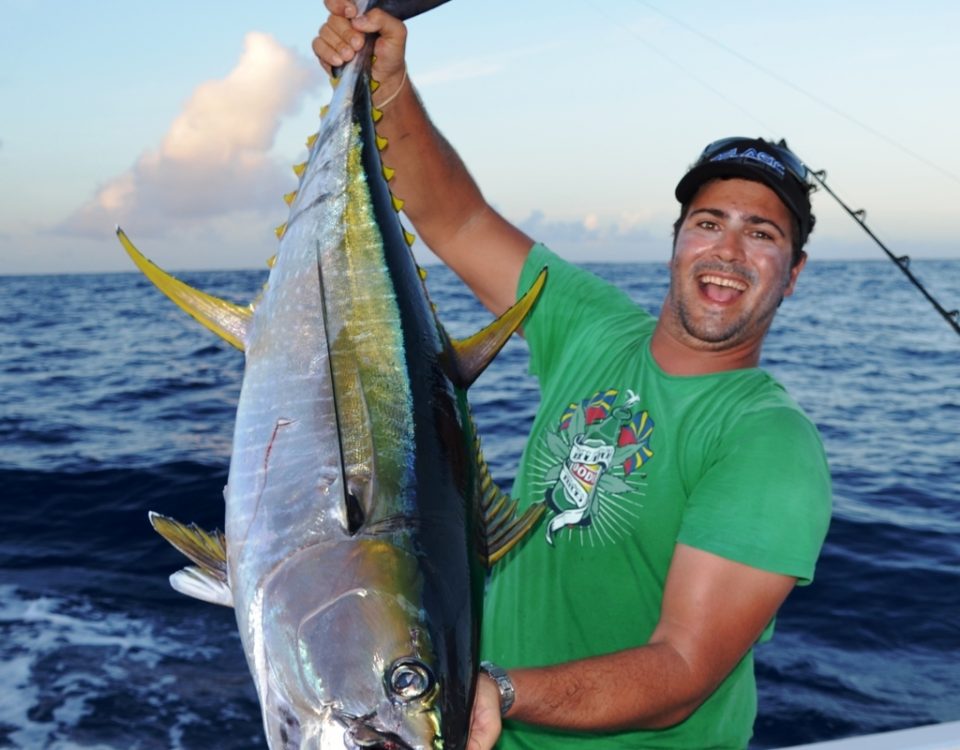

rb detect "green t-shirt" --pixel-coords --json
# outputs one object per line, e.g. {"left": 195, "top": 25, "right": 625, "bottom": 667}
{"left": 480, "top": 244, "right": 832, "bottom": 749}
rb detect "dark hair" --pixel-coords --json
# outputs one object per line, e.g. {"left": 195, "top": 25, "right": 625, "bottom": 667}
{"left": 671, "top": 177, "right": 815, "bottom": 268}
{"left": 673, "top": 137, "right": 816, "bottom": 264}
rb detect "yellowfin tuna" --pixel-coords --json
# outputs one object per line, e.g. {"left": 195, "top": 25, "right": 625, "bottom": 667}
{"left": 117, "top": 1, "right": 546, "bottom": 748}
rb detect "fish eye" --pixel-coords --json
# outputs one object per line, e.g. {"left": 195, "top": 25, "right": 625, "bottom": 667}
{"left": 386, "top": 658, "right": 435, "bottom": 701}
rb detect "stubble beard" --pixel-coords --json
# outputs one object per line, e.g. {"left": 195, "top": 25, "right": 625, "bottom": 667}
{"left": 667, "top": 262, "right": 785, "bottom": 348}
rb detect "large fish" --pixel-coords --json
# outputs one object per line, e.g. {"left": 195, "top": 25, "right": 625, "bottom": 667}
{"left": 116, "top": 2, "right": 546, "bottom": 747}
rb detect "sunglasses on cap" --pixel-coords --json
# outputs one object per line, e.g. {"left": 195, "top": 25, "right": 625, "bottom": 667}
{"left": 697, "top": 137, "right": 808, "bottom": 185}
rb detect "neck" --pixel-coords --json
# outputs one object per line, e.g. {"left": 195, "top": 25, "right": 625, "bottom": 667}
{"left": 649, "top": 321, "right": 763, "bottom": 376}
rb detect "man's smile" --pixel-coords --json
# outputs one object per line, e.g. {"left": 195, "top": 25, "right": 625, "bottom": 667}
{"left": 697, "top": 273, "right": 749, "bottom": 304}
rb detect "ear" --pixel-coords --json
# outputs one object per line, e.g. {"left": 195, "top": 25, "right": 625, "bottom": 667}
{"left": 783, "top": 251, "right": 807, "bottom": 298}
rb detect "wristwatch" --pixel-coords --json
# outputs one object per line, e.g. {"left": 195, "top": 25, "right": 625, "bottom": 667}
{"left": 479, "top": 661, "right": 515, "bottom": 717}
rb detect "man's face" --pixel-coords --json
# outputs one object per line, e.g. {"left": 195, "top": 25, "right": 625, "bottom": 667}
{"left": 664, "top": 178, "right": 805, "bottom": 352}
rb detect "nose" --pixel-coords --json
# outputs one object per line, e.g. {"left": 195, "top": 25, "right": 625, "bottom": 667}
{"left": 712, "top": 228, "right": 746, "bottom": 263}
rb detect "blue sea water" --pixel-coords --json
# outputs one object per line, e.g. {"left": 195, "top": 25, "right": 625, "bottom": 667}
{"left": 1, "top": 258, "right": 958, "bottom": 749}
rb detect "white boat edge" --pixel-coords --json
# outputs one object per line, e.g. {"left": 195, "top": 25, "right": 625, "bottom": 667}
{"left": 778, "top": 720, "right": 960, "bottom": 749}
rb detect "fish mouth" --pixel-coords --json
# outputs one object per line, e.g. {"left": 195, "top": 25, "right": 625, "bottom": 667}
{"left": 342, "top": 715, "right": 417, "bottom": 750}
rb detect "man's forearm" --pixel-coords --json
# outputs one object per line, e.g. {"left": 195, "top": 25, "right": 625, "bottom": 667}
{"left": 372, "top": 76, "right": 486, "bottom": 259}
{"left": 506, "top": 642, "right": 709, "bottom": 732}
{"left": 371, "top": 77, "right": 533, "bottom": 314}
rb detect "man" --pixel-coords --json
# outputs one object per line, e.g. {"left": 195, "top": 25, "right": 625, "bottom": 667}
{"left": 314, "top": 4, "right": 832, "bottom": 749}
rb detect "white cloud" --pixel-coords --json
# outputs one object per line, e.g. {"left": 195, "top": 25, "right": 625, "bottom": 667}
{"left": 416, "top": 39, "right": 562, "bottom": 88}
{"left": 514, "top": 209, "right": 672, "bottom": 263}
{"left": 58, "top": 32, "right": 318, "bottom": 238}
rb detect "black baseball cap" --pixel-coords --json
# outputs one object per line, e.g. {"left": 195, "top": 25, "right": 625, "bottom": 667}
{"left": 675, "top": 137, "right": 814, "bottom": 246}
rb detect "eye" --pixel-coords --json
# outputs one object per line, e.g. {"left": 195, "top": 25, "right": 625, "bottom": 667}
{"left": 386, "top": 658, "right": 435, "bottom": 701}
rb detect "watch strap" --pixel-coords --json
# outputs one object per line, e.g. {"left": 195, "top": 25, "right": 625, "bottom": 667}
{"left": 479, "top": 660, "right": 515, "bottom": 717}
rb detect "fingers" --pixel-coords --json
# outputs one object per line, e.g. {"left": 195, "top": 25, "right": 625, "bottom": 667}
{"left": 323, "top": 0, "right": 358, "bottom": 18}
{"left": 313, "top": 7, "right": 409, "bottom": 85}
{"left": 313, "top": 14, "right": 364, "bottom": 72}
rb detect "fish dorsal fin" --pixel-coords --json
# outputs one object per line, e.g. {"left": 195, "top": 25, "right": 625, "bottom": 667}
{"left": 117, "top": 227, "right": 252, "bottom": 351}
{"left": 474, "top": 431, "right": 546, "bottom": 567}
{"left": 450, "top": 267, "right": 547, "bottom": 389}
{"left": 149, "top": 512, "right": 233, "bottom": 606}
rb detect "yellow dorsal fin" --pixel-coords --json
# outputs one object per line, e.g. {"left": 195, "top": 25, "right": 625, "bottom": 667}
{"left": 116, "top": 227, "right": 252, "bottom": 351}
{"left": 450, "top": 267, "right": 547, "bottom": 388}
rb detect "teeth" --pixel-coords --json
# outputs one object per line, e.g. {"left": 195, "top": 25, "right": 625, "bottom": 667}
{"left": 700, "top": 274, "right": 747, "bottom": 292}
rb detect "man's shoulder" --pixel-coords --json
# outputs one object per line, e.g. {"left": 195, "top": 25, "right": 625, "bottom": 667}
{"left": 520, "top": 243, "right": 655, "bottom": 330}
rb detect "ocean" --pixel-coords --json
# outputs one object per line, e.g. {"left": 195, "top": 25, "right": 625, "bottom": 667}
{"left": 1, "top": 257, "right": 958, "bottom": 749}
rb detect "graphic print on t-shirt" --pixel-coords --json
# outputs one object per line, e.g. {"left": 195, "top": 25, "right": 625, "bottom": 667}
{"left": 537, "top": 388, "right": 654, "bottom": 546}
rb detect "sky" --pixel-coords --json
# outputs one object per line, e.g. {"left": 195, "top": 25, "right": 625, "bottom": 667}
{"left": 2, "top": 0, "right": 959, "bottom": 274}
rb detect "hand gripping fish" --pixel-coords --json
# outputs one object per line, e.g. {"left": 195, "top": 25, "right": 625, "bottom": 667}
{"left": 116, "top": 2, "right": 546, "bottom": 748}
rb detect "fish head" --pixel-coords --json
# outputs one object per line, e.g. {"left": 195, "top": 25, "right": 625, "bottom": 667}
{"left": 257, "top": 539, "right": 469, "bottom": 749}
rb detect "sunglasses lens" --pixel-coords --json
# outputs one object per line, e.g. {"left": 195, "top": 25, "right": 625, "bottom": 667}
{"left": 700, "top": 138, "right": 807, "bottom": 182}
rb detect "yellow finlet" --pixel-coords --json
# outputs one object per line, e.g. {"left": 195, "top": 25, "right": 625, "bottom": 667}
{"left": 370, "top": 78, "right": 381, "bottom": 93}
{"left": 293, "top": 162, "right": 307, "bottom": 178}
{"left": 375, "top": 135, "right": 388, "bottom": 151}
{"left": 392, "top": 195, "right": 405, "bottom": 212}
{"left": 283, "top": 190, "right": 298, "bottom": 206}
{"left": 372, "top": 107, "right": 383, "bottom": 123}
{"left": 116, "top": 227, "right": 251, "bottom": 351}
{"left": 418, "top": 266, "right": 428, "bottom": 281}
{"left": 266, "top": 254, "right": 277, "bottom": 269}
{"left": 330, "top": 75, "right": 341, "bottom": 89}
{"left": 320, "top": 104, "right": 330, "bottom": 119}
{"left": 405, "top": 229, "right": 417, "bottom": 247}
{"left": 382, "top": 165, "right": 396, "bottom": 181}
{"left": 306, "top": 133, "right": 319, "bottom": 149}
{"left": 275, "top": 223, "right": 287, "bottom": 240}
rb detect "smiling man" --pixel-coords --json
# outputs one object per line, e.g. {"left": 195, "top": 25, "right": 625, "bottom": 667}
{"left": 315, "top": 5, "right": 832, "bottom": 749}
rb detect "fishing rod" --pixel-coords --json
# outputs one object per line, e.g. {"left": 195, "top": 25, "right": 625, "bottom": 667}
{"left": 806, "top": 168, "right": 960, "bottom": 337}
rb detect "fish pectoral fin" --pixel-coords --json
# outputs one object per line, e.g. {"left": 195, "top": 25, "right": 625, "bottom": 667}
{"left": 474, "top": 433, "right": 547, "bottom": 568}
{"left": 450, "top": 267, "right": 547, "bottom": 389}
{"left": 116, "top": 227, "right": 252, "bottom": 351}
{"left": 169, "top": 566, "right": 234, "bottom": 607}
{"left": 149, "top": 511, "right": 230, "bottom": 603}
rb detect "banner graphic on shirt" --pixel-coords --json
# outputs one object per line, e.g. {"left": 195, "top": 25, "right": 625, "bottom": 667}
{"left": 540, "top": 388, "right": 654, "bottom": 545}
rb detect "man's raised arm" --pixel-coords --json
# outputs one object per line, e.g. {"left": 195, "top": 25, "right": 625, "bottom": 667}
{"left": 314, "top": 0, "right": 533, "bottom": 315}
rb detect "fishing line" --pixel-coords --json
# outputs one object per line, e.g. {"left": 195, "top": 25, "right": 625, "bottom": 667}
{"left": 584, "top": 0, "right": 960, "bottom": 336}
{"left": 632, "top": 0, "right": 960, "bottom": 187}
{"left": 805, "top": 166, "right": 960, "bottom": 337}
